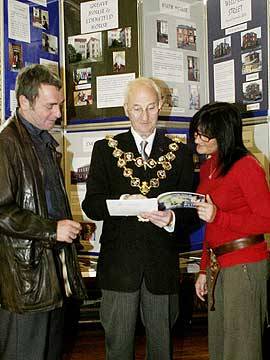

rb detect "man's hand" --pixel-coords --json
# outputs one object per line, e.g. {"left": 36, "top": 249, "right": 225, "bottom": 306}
{"left": 139, "top": 210, "right": 173, "bottom": 228}
{"left": 56, "top": 220, "right": 82, "bottom": 243}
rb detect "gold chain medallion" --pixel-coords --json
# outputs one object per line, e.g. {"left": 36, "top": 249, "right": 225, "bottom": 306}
{"left": 106, "top": 135, "right": 180, "bottom": 195}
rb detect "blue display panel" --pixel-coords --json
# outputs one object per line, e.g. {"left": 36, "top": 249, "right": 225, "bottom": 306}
{"left": 3, "top": 0, "right": 60, "bottom": 119}
{"left": 207, "top": 0, "right": 268, "bottom": 116}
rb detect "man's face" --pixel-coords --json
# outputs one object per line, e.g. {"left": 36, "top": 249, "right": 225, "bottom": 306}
{"left": 124, "top": 85, "right": 161, "bottom": 138}
{"left": 19, "top": 84, "right": 64, "bottom": 130}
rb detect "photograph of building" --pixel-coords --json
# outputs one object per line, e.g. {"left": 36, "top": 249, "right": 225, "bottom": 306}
{"left": 176, "top": 24, "right": 196, "bottom": 51}
{"left": 213, "top": 36, "right": 231, "bottom": 59}
{"left": 242, "top": 50, "right": 262, "bottom": 74}
{"left": 68, "top": 33, "right": 103, "bottom": 64}
{"left": 241, "top": 27, "right": 261, "bottom": 51}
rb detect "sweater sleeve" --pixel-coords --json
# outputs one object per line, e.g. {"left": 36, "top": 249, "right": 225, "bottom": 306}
{"left": 212, "top": 156, "right": 270, "bottom": 234}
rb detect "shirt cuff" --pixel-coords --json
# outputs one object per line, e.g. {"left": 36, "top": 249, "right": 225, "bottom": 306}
{"left": 164, "top": 211, "right": 175, "bottom": 233}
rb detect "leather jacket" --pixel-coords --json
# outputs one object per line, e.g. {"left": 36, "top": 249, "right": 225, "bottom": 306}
{"left": 0, "top": 114, "right": 86, "bottom": 313}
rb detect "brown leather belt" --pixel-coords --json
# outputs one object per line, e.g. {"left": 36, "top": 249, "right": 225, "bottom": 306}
{"left": 208, "top": 235, "right": 264, "bottom": 311}
{"left": 212, "top": 234, "right": 264, "bottom": 257}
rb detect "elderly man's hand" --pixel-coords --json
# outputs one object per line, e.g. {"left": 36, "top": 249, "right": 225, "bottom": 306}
{"left": 139, "top": 209, "right": 173, "bottom": 228}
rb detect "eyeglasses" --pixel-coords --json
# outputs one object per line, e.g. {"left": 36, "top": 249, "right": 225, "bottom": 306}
{"left": 194, "top": 131, "right": 214, "bottom": 143}
{"left": 128, "top": 103, "right": 159, "bottom": 118}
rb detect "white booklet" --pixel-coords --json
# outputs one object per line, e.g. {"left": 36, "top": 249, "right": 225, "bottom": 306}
{"left": 106, "top": 192, "right": 205, "bottom": 216}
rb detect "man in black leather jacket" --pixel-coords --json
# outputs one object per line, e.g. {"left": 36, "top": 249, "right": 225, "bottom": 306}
{"left": 0, "top": 64, "right": 86, "bottom": 360}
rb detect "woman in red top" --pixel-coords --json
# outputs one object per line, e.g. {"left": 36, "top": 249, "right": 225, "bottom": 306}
{"left": 189, "top": 102, "right": 269, "bottom": 360}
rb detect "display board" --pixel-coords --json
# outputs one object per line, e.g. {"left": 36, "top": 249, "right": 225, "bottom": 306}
{"left": 207, "top": 0, "right": 268, "bottom": 116}
{"left": 141, "top": 0, "right": 208, "bottom": 120}
{"left": 3, "top": 0, "right": 61, "bottom": 120}
{"left": 64, "top": 0, "right": 139, "bottom": 124}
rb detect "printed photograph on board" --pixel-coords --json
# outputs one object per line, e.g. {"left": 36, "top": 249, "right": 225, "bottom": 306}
{"left": 68, "top": 32, "right": 103, "bottom": 64}
{"left": 189, "top": 84, "right": 200, "bottom": 110}
{"left": 73, "top": 67, "right": 92, "bottom": 90}
{"left": 242, "top": 79, "right": 263, "bottom": 103}
{"left": 157, "top": 19, "right": 168, "bottom": 46}
{"left": 112, "top": 51, "right": 126, "bottom": 73}
{"left": 241, "top": 27, "right": 261, "bottom": 51}
{"left": 213, "top": 36, "right": 232, "bottom": 60}
{"left": 32, "top": 7, "right": 49, "bottom": 30}
{"left": 241, "top": 50, "right": 262, "bottom": 75}
{"left": 73, "top": 89, "right": 93, "bottom": 106}
{"left": 161, "top": 87, "right": 180, "bottom": 109}
{"left": 42, "top": 32, "right": 58, "bottom": 54}
{"left": 107, "top": 27, "right": 131, "bottom": 48}
{"left": 8, "top": 43, "right": 23, "bottom": 71}
{"left": 187, "top": 56, "right": 200, "bottom": 81}
{"left": 176, "top": 24, "right": 196, "bottom": 51}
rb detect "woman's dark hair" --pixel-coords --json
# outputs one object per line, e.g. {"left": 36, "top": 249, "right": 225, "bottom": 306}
{"left": 189, "top": 102, "right": 249, "bottom": 176}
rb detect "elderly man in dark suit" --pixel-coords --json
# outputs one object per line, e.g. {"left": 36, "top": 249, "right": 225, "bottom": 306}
{"left": 82, "top": 77, "right": 195, "bottom": 360}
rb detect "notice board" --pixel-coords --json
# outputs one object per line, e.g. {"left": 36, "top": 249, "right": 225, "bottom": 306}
{"left": 207, "top": 0, "right": 268, "bottom": 116}
{"left": 3, "top": 0, "right": 61, "bottom": 120}
{"left": 64, "top": 0, "right": 139, "bottom": 124}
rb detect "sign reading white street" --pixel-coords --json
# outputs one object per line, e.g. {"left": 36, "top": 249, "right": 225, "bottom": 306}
{"left": 220, "top": 0, "right": 251, "bottom": 29}
{"left": 81, "top": 0, "right": 118, "bottom": 34}
{"left": 160, "top": 0, "right": 190, "bottom": 19}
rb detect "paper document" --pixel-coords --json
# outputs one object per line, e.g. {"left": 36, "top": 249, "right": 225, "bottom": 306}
{"left": 106, "top": 198, "right": 158, "bottom": 216}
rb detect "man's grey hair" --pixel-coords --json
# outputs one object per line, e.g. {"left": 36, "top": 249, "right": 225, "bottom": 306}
{"left": 124, "top": 77, "right": 161, "bottom": 104}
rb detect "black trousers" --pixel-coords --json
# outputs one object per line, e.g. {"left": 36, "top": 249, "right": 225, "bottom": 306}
{"left": 0, "top": 306, "right": 65, "bottom": 360}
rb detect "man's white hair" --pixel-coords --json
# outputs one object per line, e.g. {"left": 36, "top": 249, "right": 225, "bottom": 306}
{"left": 124, "top": 77, "right": 161, "bottom": 104}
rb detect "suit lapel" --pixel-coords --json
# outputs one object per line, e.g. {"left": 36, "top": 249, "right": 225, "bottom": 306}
{"left": 150, "top": 129, "right": 168, "bottom": 159}
{"left": 119, "top": 130, "right": 140, "bottom": 156}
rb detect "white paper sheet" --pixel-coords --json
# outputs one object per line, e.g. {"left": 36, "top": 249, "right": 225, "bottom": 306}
{"left": 106, "top": 198, "right": 158, "bottom": 216}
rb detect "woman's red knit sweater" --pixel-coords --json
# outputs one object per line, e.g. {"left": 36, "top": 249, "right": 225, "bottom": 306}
{"left": 197, "top": 153, "right": 269, "bottom": 270}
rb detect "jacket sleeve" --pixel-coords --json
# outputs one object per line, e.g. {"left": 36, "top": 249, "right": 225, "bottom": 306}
{"left": 0, "top": 138, "right": 57, "bottom": 246}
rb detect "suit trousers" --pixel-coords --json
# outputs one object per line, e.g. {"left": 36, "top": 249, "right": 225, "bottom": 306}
{"left": 0, "top": 306, "right": 65, "bottom": 360}
{"left": 208, "top": 259, "right": 268, "bottom": 360}
{"left": 100, "top": 279, "right": 179, "bottom": 360}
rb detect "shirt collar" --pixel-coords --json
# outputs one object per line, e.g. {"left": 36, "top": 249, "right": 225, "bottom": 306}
{"left": 17, "top": 108, "right": 59, "bottom": 147}
{"left": 131, "top": 127, "right": 156, "bottom": 155}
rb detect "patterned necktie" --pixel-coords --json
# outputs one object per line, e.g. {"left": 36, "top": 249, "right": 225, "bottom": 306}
{"left": 140, "top": 140, "right": 148, "bottom": 169}
{"left": 140, "top": 140, "right": 148, "bottom": 161}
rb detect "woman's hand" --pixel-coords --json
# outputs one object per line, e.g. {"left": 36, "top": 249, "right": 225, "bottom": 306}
{"left": 195, "top": 273, "right": 207, "bottom": 301}
{"left": 195, "top": 194, "right": 217, "bottom": 223}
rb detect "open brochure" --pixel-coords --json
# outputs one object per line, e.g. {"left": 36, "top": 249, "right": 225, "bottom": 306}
{"left": 106, "top": 192, "right": 205, "bottom": 216}
{"left": 157, "top": 191, "right": 205, "bottom": 210}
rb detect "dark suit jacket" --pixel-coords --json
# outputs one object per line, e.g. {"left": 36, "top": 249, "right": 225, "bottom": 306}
{"left": 82, "top": 129, "right": 195, "bottom": 294}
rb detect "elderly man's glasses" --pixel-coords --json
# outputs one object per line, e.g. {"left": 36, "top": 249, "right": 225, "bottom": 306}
{"left": 128, "top": 103, "right": 159, "bottom": 118}
{"left": 194, "top": 131, "right": 214, "bottom": 143}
